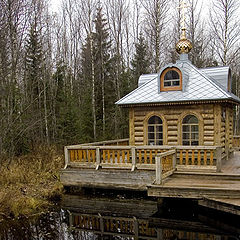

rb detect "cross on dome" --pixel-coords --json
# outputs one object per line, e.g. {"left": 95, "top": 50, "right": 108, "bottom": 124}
{"left": 175, "top": 0, "right": 192, "bottom": 55}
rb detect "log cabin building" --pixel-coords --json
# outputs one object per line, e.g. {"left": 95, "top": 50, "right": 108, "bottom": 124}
{"left": 60, "top": 1, "right": 240, "bottom": 212}
{"left": 116, "top": 29, "right": 240, "bottom": 160}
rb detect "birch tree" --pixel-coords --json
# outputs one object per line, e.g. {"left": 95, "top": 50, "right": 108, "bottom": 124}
{"left": 209, "top": 0, "right": 240, "bottom": 66}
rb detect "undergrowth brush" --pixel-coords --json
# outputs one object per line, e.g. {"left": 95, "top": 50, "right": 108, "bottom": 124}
{"left": 0, "top": 146, "right": 64, "bottom": 220}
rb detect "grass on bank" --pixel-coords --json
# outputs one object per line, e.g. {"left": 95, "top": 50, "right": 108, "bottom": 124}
{"left": 0, "top": 146, "right": 64, "bottom": 220}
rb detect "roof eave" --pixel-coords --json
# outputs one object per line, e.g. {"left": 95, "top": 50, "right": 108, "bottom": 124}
{"left": 116, "top": 98, "right": 240, "bottom": 108}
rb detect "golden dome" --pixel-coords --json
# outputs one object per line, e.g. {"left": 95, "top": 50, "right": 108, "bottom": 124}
{"left": 176, "top": 37, "right": 192, "bottom": 54}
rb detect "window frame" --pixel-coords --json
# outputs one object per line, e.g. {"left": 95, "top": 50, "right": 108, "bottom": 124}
{"left": 182, "top": 115, "right": 199, "bottom": 146}
{"left": 147, "top": 115, "right": 163, "bottom": 146}
{"left": 160, "top": 67, "right": 182, "bottom": 92}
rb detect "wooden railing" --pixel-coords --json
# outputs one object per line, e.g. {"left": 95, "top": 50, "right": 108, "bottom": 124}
{"left": 64, "top": 144, "right": 222, "bottom": 173}
{"left": 155, "top": 149, "right": 176, "bottom": 184}
{"left": 176, "top": 146, "right": 222, "bottom": 172}
{"left": 65, "top": 145, "right": 173, "bottom": 171}
{"left": 71, "top": 213, "right": 158, "bottom": 239}
{"left": 233, "top": 135, "right": 240, "bottom": 149}
{"left": 80, "top": 138, "right": 129, "bottom": 146}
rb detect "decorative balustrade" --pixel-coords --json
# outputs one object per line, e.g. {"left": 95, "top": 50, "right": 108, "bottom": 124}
{"left": 72, "top": 213, "right": 158, "bottom": 239}
{"left": 176, "top": 146, "right": 222, "bottom": 172}
{"left": 64, "top": 142, "right": 222, "bottom": 173}
{"left": 233, "top": 135, "right": 240, "bottom": 149}
{"left": 155, "top": 149, "right": 176, "bottom": 184}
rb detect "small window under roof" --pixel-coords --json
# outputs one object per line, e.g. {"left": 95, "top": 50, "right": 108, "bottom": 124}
{"left": 160, "top": 67, "right": 182, "bottom": 91}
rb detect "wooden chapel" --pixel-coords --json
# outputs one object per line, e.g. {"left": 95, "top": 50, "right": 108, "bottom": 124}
{"left": 116, "top": 17, "right": 240, "bottom": 160}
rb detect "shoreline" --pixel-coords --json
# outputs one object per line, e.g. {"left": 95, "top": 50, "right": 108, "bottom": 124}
{"left": 0, "top": 146, "right": 64, "bottom": 220}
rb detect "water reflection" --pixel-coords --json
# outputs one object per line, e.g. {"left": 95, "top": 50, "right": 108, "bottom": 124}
{"left": 0, "top": 191, "right": 240, "bottom": 240}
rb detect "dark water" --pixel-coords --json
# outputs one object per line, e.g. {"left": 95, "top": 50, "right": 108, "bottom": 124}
{"left": 1, "top": 190, "right": 240, "bottom": 240}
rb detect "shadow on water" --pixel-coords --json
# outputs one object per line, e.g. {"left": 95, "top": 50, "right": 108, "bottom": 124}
{"left": 0, "top": 189, "right": 240, "bottom": 240}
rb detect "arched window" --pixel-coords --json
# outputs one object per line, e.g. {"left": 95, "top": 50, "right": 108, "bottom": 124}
{"left": 164, "top": 70, "right": 180, "bottom": 87}
{"left": 182, "top": 115, "right": 199, "bottom": 146}
{"left": 147, "top": 116, "right": 163, "bottom": 145}
{"left": 160, "top": 67, "right": 182, "bottom": 91}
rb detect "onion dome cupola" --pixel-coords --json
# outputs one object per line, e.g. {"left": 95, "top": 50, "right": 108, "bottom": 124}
{"left": 176, "top": 0, "right": 192, "bottom": 55}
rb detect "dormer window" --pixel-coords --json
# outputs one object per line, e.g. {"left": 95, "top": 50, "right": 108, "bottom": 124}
{"left": 160, "top": 67, "right": 182, "bottom": 91}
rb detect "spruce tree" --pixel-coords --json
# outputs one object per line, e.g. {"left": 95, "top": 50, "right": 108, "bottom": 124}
{"left": 131, "top": 34, "right": 151, "bottom": 88}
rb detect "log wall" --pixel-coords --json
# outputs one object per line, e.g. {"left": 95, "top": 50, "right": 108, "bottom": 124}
{"left": 129, "top": 103, "right": 234, "bottom": 154}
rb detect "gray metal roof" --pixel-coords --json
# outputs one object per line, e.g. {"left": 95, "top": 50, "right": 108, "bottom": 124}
{"left": 200, "top": 66, "right": 230, "bottom": 91}
{"left": 116, "top": 60, "right": 240, "bottom": 106}
{"left": 138, "top": 74, "right": 158, "bottom": 87}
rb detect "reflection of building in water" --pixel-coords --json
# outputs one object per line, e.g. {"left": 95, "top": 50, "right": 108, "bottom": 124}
{"left": 70, "top": 213, "right": 229, "bottom": 240}
{"left": 62, "top": 194, "right": 239, "bottom": 239}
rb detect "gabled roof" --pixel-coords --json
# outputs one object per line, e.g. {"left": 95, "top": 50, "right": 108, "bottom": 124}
{"left": 116, "top": 60, "right": 240, "bottom": 106}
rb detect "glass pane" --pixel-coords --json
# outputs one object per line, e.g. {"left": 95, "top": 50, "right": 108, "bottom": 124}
{"left": 183, "top": 133, "right": 189, "bottom": 140}
{"left": 191, "top": 125, "right": 199, "bottom": 132}
{"left": 182, "top": 125, "right": 190, "bottom": 132}
{"left": 164, "top": 70, "right": 179, "bottom": 80}
{"left": 148, "top": 126, "right": 154, "bottom": 132}
{"left": 148, "top": 140, "right": 155, "bottom": 145}
{"left": 191, "top": 140, "right": 199, "bottom": 146}
{"left": 157, "top": 133, "right": 163, "bottom": 140}
{"left": 148, "top": 132, "right": 154, "bottom": 140}
{"left": 148, "top": 116, "right": 162, "bottom": 124}
{"left": 183, "top": 141, "right": 190, "bottom": 146}
{"left": 157, "top": 140, "right": 163, "bottom": 145}
{"left": 191, "top": 133, "right": 199, "bottom": 140}
{"left": 164, "top": 81, "right": 171, "bottom": 87}
{"left": 172, "top": 80, "right": 180, "bottom": 86}
{"left": 156, "top": 125, "right": 163, "bottom": 132}
{"left": 183, "top": 115, "right": 198, "bottom": 124}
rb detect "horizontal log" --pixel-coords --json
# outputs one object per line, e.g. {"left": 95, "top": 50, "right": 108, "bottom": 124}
{"left": 134, "top": 116, "right": 144, "bottom": 122}
{"left": 202, "top": 113, "right": 214, "bottom": 119}
{"left": 165, "top": 114, "right": 181, "bottom": 120}
{"left": 204, "top": 131, "right": 214, "bottom": 136}
{"left": 204, "top": 125, "right": 214, "bottom": 130}
{"left": 204, "top": 120, "right": 214, "bottom": 125}
{"left": 134, "top": 126, "right": 143, "bottom": 132}
{"left": 135, "top": 132, "right": 143, "bottom": 137}
{"left": 134, "top": 122, "right": 143, "bottom": 127}
{"left": 135, "top": 137, "right": 144, "bottom": 142}
{"left": 167, "top": 131, "right": 178, "bottom": 136}
{"left": 203, "top": 137, "right": 214, "bottom": 141}
{"left": 167, "top": 136, "right": 177, "bottom": 141}
{"left": 167, "top": 125, "right": 178, "bottom": 130}
{"left": 167, "top": 120, "right": 178, "bottom": 126}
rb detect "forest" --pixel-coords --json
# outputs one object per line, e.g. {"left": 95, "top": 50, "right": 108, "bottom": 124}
{"left": 1, "top": 0, "right": 240, "bottom": 157}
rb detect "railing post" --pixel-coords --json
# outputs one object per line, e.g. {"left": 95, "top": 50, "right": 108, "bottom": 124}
{"left": 131, "top": 147, "right": 136, "bottom": 171}
{"left": 133, "top": 217, "right": 138, "bottom": 239}
{"left": 172, "top": 148, "right": 177, "bottom": 170}
{"left": 64, "top": 146, "right": 69, "bottom": 169}
{"left": 96, "top": 147, "right": 100, "bottom": 170}
{"left": 156, "top": 156, "right": 162, "bottom": 184}
{"left": 216, "top": 146, "right": 222, "bottom": 172}
{"left": 99, "top": 214, "right": 104, "bottom": 237}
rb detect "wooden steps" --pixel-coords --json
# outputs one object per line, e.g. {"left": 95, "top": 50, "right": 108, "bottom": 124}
{"left": 147, "top": 172, "right": 240, "bottom": 199}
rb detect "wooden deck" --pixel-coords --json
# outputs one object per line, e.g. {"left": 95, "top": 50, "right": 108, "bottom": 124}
{"left": 60, "top": 139, "right": 240, "bottom": 215}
